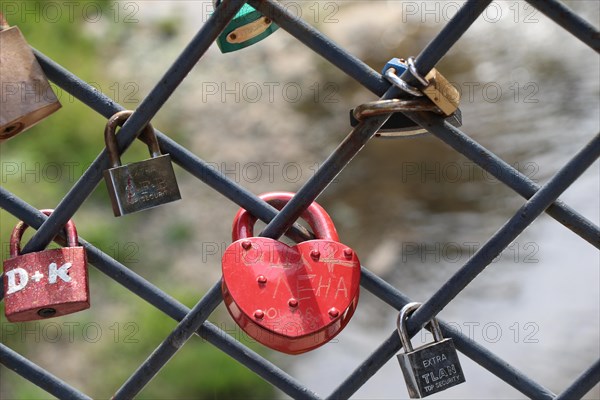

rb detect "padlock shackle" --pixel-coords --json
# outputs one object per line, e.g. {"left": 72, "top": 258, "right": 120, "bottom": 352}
{"left": 9, "top": 209, "right": 79, "bottom": 258}
{"left": 231, "top": 192, "right": 339, "bottom": 242}
{"left": 396, "top": 302, "right": 444, "bottom": 353}
{"left": 0, "top": 12, "right": 9, "bottom": 29}
{"left": 104, "top": 110, "right": 162, "bottom": 169}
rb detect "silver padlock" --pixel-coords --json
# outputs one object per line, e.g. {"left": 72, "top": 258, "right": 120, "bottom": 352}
{"left": 0, "top": 15, "right": 61, "bottom": 141}
{"left": 396, "top": 302, "right": 466, "bottom": 398}
{"left": 103, "top": 110, "right": 181, "bottom": 217}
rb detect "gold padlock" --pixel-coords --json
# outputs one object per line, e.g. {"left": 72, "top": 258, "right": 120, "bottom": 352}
{"left": 408, "top": 57, "right": 460, "bottom": 116}
{"left": 0, "top": 15, "right": 61, "bottom": 141}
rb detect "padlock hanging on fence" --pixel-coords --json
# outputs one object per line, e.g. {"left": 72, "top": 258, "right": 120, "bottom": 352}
{"left": 102, "top": 110, "right": 182, "bottom": 217}
{"left": 349, "top": 57, "right": 462, "bottom": 137}
{"left": 221, "top": 192, "right": 361, "bottom": 355}
{"left": 3, "top": 210, "right": 90, "bottom": 322}
{"left": 396, "top": 302, "right": 466, "bottom": 398}
{"left": 0, "top": 13, "right": 61, "bottom": 141}
{"left": 213, "top": 1, "right": 279, "bottom": 53}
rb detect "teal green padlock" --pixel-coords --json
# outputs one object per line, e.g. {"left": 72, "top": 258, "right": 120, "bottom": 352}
{"left": 214, "top": 1, "right": 279, "bottom": 53}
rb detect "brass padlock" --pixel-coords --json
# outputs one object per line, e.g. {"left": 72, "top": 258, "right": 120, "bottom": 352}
{"left": 349, "top": 58, "right": 462, "bottom": 137}
{"left": 0, "top": 16, "right": 61, "bottom": 141}
{"left": 103, "top": 110, "right": 181, "bottom": 217}
{"left": 407, "top": 57, "right": 460, "bottom": 116}
{"left": 396, "top": 302, "right": 466, "bottom": 398}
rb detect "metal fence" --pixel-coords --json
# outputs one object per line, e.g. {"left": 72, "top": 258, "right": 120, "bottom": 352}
{"left": 1, "top": 0, "right": 599, "bottom": 398}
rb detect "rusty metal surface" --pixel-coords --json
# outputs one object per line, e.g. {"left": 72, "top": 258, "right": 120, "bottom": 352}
{"left": 103, "top": 110, "right": 181, "bottom": 216}
{"left": 0, "top": 0, "right": 599, "bottom": 398}
{"left": 103, "top": 155, "right": 181, "bottom": 216}
{"left": 3, "top": 211, "right": 89, "bottom": 322}
{"left": 0, "top": 26, "right": 60, "bottom": 140}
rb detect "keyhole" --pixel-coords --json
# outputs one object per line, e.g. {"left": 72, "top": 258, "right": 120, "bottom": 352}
{"left": 1, "top": 122, "right": 24, "bottom": 138}
{"left": 229, "top": 33, "right": 237, "bottom": 40}
{"left": 37, "top": 308, "right": 57, "bottom": 318}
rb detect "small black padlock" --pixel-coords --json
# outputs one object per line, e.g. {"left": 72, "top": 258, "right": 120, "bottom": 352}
{"left": 397, "top": 302, "right": 466, "bottom": 398}
{"left": 103, "top": 110, "right": 181, "bottom": 217}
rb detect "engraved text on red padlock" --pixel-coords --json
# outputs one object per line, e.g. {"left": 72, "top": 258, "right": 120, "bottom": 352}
{"left": 221, "top": 192, "right": 361, "bottom": 355}
{"left": 3, "top": 210, "right": 90, "bottom": 322}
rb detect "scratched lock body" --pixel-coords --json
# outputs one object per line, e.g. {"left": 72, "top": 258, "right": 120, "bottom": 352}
{"left": 397, "top": 303, "right": 465, "bottom": 398}
{"left": 222, "top": 192, "right": 361, "bottom": 354}
{"left": 420, "top": 68, "right": 460, "bottom": 116}
{"left": 0, "top": 23, "right": 61, "bottom": 141}
{"left": 3, "top": 210, "right": 89, "bottom": 322}
{"left": 103, "top": 110, "right": 181, "bottom": 216}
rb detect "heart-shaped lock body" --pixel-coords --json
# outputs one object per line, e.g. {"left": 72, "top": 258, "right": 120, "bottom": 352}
{"left": 222, "top": 192, "right": 361, "bottom": 355}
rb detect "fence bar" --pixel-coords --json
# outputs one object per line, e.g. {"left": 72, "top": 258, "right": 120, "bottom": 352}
{"left": 252, "top": 0, "right": 492, "bottom": 96}
{"left": 0, "top": 188, "right": 320, "bottom": 400}
{"left": 34, "top": 23, "right": 599, "bottom": 250}
{"left": 416, "top": 114, "right": 600, "bottom": 248}
{"left": 360, "top": 269, "right": 555, "bottom": 399}
{"left": 555, "top": 359, "right": 600, "bottom": 400}
{"left": 253, "top": 0, "right": 599, "bottom": 244}
{"left": 259, "top": 110, "right": 392, "bottom": 239}
{"left": 0, "top": 0, "right": 597, "bottom": 397}
{"left": 327, "top": 330, "right": 399, "bottom": 400}
{"left": 408, "top": 130, "right": 600, "bottom": 333}
{"left": 20, "top": 0, "right": 247, "bottom": 255}
{"left": 451, "top": 331, "right": 556, "bottom": 399}
{"left": 0, "top": 344, "right": 92, "bottom": 400}
{"left": 2, "top": 72, "right": 596, "bottom": 395}
{"left": 0, "top": 54, "right": 596, "bottom": 394}
{"left": 113, "top": 281, "right": 224, "bottom": 399}
{"left": 0, "top": 186, "right": 555, "bottom": 399}
{"left": 328, "top": 268, "right": 555, "bottom": 399}
{"left": 258, "top": 0, "right": 492, "bottom": 239}
{"left": 526, "top": 0, "right": 600, "bottom": 53}
{"left": 398, "top": 0, "right": 493, "bottom": 87}
{"left": 199, "top": 325, "right": 322, "bottom": 400}
{"left": 33, "top": 49, "right": 313, "bottom": 244}
{"left": 249, "top": 0, "right": 386, "bottom": 95}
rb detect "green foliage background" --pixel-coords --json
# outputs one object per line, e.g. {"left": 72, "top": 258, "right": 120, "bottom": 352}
{"left": 0, "top": 1, "right": 274, "bottom": 398}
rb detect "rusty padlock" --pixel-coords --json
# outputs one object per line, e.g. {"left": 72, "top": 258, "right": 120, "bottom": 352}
{"left": 0, "top": 15, "right": 61, "bottom": 141}
{"left": 103, "top": 110, "right": 181, "bottom": 217}
{"left": 222, "top": 192, "right": 361, "bottom": 354}
{"left": 3, "top": 210, "right": 90, "bottom": 322}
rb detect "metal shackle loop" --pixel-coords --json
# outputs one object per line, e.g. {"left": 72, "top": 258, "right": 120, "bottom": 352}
{"left": 353, "top": 99, "right": 441, "bottom": 122}
{"left": 396, "top": 302, "right": 444, "bottom": 353}
{"left": 406, "top": 57, "right": 430, "bottom": 87}
{"left": 384, "top": 68, "right": 423, "bottom": 97}
{"left": 9, "top": 209, "right": 79, "bottom": 258}
{"left": 231, "top": 192, "right": 339, "bottom": 242}
{"left": 104, "top": 110, "right": 162, "bottom": 169}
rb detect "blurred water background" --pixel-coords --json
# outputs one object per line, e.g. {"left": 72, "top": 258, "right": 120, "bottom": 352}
{"left": 1, "top": 1, "right": 598, "bottom": 399}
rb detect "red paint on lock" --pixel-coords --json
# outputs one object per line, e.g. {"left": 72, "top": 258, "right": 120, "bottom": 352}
{"left": 3, "top": 210, "right": 90, "bottom": 322}
{"left": 222, "top": 192, "right": 360, "bottom": 355}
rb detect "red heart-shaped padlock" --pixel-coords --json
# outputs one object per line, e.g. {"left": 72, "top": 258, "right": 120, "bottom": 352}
{"left": 222, "top": 192, "right": 360, "bottom": 355}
